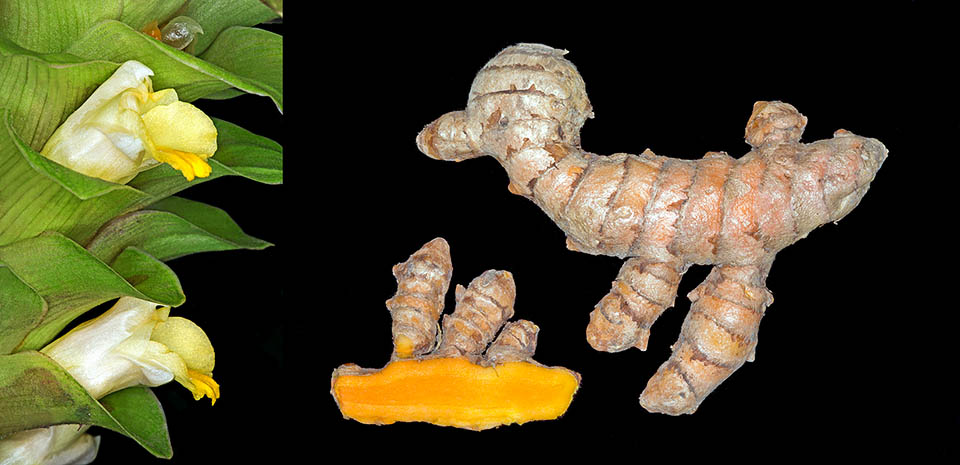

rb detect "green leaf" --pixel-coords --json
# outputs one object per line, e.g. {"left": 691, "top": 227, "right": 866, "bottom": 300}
{"left": 0, "top": 351, "right": 172, "bottom": 458}
{"left": 87, "top": 197, "right": 271, "bottom": 264}
{"left": 0, "top": 112, "right": 151, "bottom": 247}
{"left": 98, "top": 386, "right": 173, "bottom": 458}
{"left": 205, "top": 117, "right": 283, "bottom": 184}
{"left": 200, "top": 88, "right": 245, "bottom": 100}
{"left": 0, "top": 232, "right": 182, "bottom": 351}
{"left": 0, "top": 0, "right": 123, "bottom": 54}
{"left": 0, "top": 40, "right": 117, "bottom": 150}
{"left": 0, "top": 351, "right": 116, "bottom": 435}
{"left": 0, "top": 267, "right": 46, "bottom": 355}
{"left": 66, "top": 20, "right": 282, "bottom": 110}
{"left": 149, "top": 196, "right": 272, "bottom": 250}
{"left": 177, "top": 0, "right": 279, "bottom": 55}
{"left": 0, "top": 0, "right": 276, "bottom": 57}
{"left": 118, "top": 0, "right": 188, "bottom": 31}
{"left": 199, "top": 26, "right": 282, "bottom": 111}
{"left": 110, "top": 247, "right": 186, "bottom": 305}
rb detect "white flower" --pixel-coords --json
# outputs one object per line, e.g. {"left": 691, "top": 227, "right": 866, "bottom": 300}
{"left": 40, "top": 61, "right": 218, "bottom": 183}
{"left": 0, "top": 425, "right": 98, "bottom": 465}
{"left": 40, "top": 296, "right": 219, "bottom": 403}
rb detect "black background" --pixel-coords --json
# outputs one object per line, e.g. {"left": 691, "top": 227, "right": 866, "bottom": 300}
{"left": 93, "top": 3, "right": 952, "bottom": 463}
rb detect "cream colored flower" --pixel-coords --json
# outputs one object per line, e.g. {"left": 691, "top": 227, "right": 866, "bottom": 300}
{"left": 40, "top": 296, "right": 219, "bottom": 403}
{"left": 0, "top": 425, "right": 98, "bottom": 465}
{"left": 40, "top": 61, "right": 218, "bottom": 183}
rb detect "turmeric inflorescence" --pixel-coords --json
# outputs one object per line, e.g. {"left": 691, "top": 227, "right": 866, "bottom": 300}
{"left": 416, "top": 43, "right": 886, "bottom": 415}
{"left": 331, "top": 238, "right": 580, "bottom": 430}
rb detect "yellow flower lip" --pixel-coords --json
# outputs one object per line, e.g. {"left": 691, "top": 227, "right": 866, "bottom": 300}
{"left": 40, "top": 60, "right": 218, "bottom": 184}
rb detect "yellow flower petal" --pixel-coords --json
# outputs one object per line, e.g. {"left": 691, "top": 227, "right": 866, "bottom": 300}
{"left": 140, "top": 100, "right": 217, "bottom": 180}
{"left": 142, "top": 101, "right": 218, "bottom": 156}
{"left": 142, "top": 88, "right": 179, "bottom": 111}
{"left": 150, "top": 316, "right": 220, "bottom": 404}
{"left": 151, "top": 316, "right": 215, "bottom": 374}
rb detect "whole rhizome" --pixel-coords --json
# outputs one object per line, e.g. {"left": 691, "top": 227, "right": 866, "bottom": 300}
{"left": 334, "top": 43, "right": 886, "bottom": 424}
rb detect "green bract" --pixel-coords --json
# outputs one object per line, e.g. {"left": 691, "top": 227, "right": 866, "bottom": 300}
{"left": 0, "top": 0, "right": 282, "bottom": 462}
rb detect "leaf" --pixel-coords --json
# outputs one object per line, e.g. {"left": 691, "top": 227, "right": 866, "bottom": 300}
{"left": 0, "top": 232, "right": 183, "bottom": 351}
{"left": 86, "top": 197, "right": 271, "bottom": 264}
{"left": 0, "top": 40, "right": 117, "bottom": 150}
{"left": 0, "top": 0, "right": 276, "bottom": 57}
{"left": 97, "top": 386, "right": 173, "bottom": 458}
{"left": 0, "top": 0, "right": 123, "bottom": 54}
{"left": 110, "top": 247, "right": 186, "bottom": 305}
{"left": 0, "top": 267, "right": 45, "bottom": 355}
{"left": 66, "top": 20, "right": 282, "bottom": 110}
{"left": 176, "top": 0, "right": 279, "bottom": 55}
{"left": 118, "top": 0, "right": 188, "bottom": 31}
{"left": 0, "top": 351, "right": 172, "bottom": 458}
{"left": 0, "top": 351, "right": 116, "bottom": 435}
{"left": 199, "top": 26, "right": 283, "bottom": 111}
{"left": 199, "top": 88, "right": 245, "bottom": 100}
{"left": 204, "top": 117, "right": 283, "bottom": 184}
{"left": 149, "top": 196, "right": 272, "bottom": 251}
{"left": 0, "top": 112, "right": 151, "bottom": 247}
